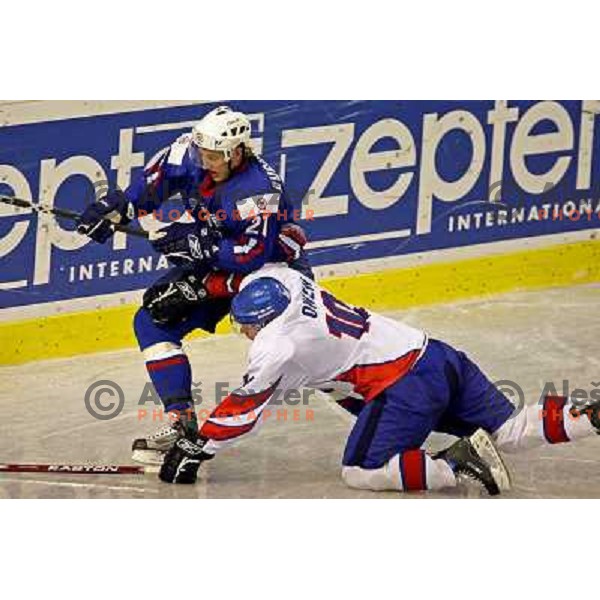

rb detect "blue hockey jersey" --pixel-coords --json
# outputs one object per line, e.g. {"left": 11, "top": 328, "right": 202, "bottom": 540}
{"left": 124, "top": 134, "right": 303, "bottom": 274}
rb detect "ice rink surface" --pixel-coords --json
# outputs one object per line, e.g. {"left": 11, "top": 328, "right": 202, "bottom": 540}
{"left": 1, "top": 282, "right": 599, "bottom": 499}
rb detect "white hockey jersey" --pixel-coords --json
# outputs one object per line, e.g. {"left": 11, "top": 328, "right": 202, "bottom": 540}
{"left": 198, "top": 264, "right": 427, "bottom": 454}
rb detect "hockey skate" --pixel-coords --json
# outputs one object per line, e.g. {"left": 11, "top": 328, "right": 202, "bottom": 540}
{"left": 569, "top": 398, "right": 600, "bottom": 432}
{"left": 132, "top": 412, "right": 198, "bottom": 466}
{"left": 435, "top": 429, "right": 511, "bottom": 496}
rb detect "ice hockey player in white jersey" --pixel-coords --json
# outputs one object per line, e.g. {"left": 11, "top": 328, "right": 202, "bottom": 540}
{"left": 159, "top": 265, "right": 600, "bottom": 495}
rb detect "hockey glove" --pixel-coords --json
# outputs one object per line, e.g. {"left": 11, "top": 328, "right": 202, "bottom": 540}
{"left": 150, "top": 220, "right": 221, "bottom": 267}
{"left": 143, "top": 270, "right": 210, "bottom": 326}
{"left": 278, "top": 223, "right": 308, "bottom": 262}
{"left": 159, "top": 437, "right": 214, "bottom": 484}
{"left": 77, "top": 192, "right": 135, "bottom": 243}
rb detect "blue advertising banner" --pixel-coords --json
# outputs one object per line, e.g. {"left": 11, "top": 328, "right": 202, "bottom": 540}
{"left": 1, "top": 100, "right": 599, "bottom": 310}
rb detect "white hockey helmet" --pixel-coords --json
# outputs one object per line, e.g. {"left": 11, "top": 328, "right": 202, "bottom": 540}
{"left": 192, "top": 106, "right": 251, "bottom": 161}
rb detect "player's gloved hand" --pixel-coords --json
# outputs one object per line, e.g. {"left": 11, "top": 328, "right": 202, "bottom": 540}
{"left": 278, "top": 223, "right": 308, "bottom": 262}
{"left": 150, "top": 220, "right": 221, "bottom": 267}
{"left": 159, "top": 437, "right": 213, "bottom": 484}
{"left": 77, "top": 192, "right": 135, "bottom": 243}
{"left": 143, "top": 270, "right": 210, "bottom": 326}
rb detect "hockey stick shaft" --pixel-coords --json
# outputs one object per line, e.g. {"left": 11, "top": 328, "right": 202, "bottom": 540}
{"left": 0, "top": 195, "right": 149, "bottom": 239}
{"left": 0, "top": 463, "right": 146, "bottom": 475}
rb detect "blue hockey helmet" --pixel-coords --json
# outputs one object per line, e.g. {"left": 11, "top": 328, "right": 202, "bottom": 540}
{"left": 231, "top": 277, "right": 291, "bottom": 328}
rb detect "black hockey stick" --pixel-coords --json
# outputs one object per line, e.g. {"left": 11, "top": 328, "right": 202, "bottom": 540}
{"left": 0, "top": 463, "right": 149, "bottom": 475}
{"left": 0, "top": 195, "right": 149, "bottom": 239}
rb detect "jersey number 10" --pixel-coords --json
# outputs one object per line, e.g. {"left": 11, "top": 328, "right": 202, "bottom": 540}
{"left": 321, "top": 291, "right": 370, "bottom": 340}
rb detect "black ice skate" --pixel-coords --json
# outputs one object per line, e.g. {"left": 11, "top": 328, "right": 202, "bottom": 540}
{"left": 435, "top": 429, "right": 511, "bottom": 496}
{"left": 569, "top": 398, "right": 600, "bottom": 433}
{"left": 132, "top": 411, "right": 198, "bottom": 465}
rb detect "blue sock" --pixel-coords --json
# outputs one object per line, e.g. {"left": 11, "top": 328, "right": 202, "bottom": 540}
{"left": 146, "top": 354, "right": 193, "bottom": 413}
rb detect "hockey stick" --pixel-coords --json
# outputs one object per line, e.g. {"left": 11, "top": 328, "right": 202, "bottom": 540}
{"left": 0, "top": 463, "right": 147, "bottom": 475}
{"left": 0, "top": 195, "right": 149, "bottom": 239}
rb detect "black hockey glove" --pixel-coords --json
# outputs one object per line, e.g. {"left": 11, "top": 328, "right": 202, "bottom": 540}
{"left": 150, "top": 219, "right": 221, "bottom": 267}
{"left": 159, "top": 437, "right": 214, "bottom": 484}
{"left": 143, "top": 270, "right": 210, "bottom": 326}
{"left": 77, "top": 192, "right": 135, "bottom": 243}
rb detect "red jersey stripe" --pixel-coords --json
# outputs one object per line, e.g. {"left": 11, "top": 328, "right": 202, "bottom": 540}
{"left": 234, "top": 239, "right": 265, "bottom": 264}
{"left": 334, "top": 349, "right": 422, "bottom": 402}
{"left": 212, "top": 379, "right": 281, "bottom": 418}
{"left": 199, "top": 419, "right": 256, "bottom": 441}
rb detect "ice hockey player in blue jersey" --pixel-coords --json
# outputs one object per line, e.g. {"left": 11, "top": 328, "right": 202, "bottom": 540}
{"left": 77, "top": 106, "right": 312, "bottom": 462}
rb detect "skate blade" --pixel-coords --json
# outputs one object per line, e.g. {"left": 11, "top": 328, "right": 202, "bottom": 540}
{"left": 469, "top": 429, "right": 512, "bottom": 493}
{"left": 132, "top": 449, "right": 165, "bottom": 466}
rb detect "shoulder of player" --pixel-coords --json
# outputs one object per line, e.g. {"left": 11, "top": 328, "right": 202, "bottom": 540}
{"left": 249, "top": 328, "right": 296, "bottom": 366}
{"left": 146, "top": 134, "right": 196, "bottom": 177}
{"left": 220, "top": 166, "right": 282, "bottom": 220}
{"left": 221, "top": 156, "right": 282, "bottom": 197}
{"left": 247, "top": 155, "right": 284, "bottom": 193}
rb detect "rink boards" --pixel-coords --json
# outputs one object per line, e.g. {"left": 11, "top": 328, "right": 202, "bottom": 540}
{"left": 1, "top": 100, "right": 600, "bottom": 364}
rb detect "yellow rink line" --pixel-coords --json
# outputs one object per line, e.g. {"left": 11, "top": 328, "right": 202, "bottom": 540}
{"left": 2, "top": 238, "right": 600, "bottom": 366}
